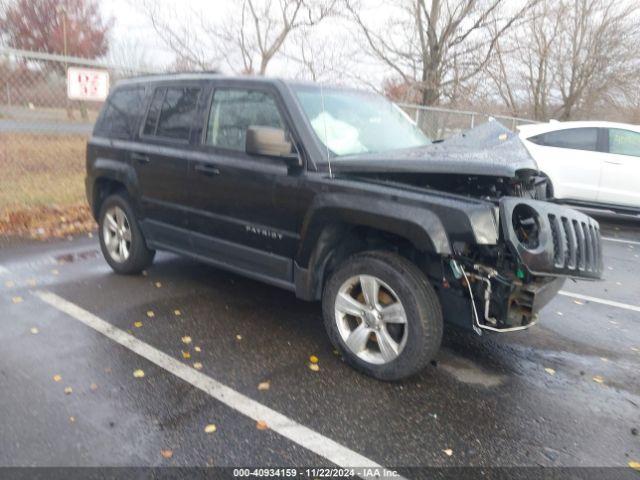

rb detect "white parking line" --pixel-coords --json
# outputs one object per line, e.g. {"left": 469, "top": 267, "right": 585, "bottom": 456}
{"left": 559, "top": 291, "right": 640, "bottom": 314}
{"left": 602, "top": 236, "right": 640, "bottom": 247}
{"left": 34, "top": 290, "right": 396, "bottom": 477}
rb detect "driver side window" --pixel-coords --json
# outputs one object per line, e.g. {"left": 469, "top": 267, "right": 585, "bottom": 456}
{"left": 205, "top": 89, "right": 284, "bottom": 151}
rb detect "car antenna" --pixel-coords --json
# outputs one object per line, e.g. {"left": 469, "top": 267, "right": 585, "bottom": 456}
{"left": 320, "top": 82, "right": 333, "bottom": 179}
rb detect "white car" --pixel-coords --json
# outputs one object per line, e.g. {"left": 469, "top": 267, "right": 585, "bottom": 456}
{"left": 518, "top": 121, "right": 640, "bottom": 213}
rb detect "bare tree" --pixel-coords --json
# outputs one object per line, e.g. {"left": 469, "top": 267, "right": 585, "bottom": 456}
{"left": 140, "top": 0, "right": 336, "bottom": 75}
{"left": 139, "top": 0, "right": 215, "bottom": 70}
{"left": 106, "top": 37, "right": 154, "bottom": 76}
{"left": 345, "top": 0, "right": 538, "bottom": 107}
{"left": 487, "top": 0, "right": 564, "bottom": 119}
{"left": 488, "top": 0, "right": 640, "bottom": 121}
{"left": 553, "top": 0, "right": 640, "bottom": 120}
{"left": 216, "top": 0, "right": 337, "bottom": 75}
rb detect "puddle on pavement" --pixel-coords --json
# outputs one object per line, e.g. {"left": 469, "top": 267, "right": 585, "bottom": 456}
{"left": 437, "top": 350, "right": 505, "bottom": 387}
{"left": 54, "top": 249, "right": 100, "bottom": 264}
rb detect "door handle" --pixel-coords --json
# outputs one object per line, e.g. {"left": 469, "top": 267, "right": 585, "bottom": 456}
{"left": 132, "top": 152, "right": 150, "bottom": 164}
{"left": 194, "top": 163, "right": 220, "bottom": 176}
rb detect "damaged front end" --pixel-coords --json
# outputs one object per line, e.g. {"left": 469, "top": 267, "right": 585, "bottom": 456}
{"left": 441, "top": 198, "right": 603, "bottom": 334}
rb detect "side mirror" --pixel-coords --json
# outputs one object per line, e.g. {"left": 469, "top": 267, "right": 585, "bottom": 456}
{"left": 246, "top": 126, "right": 301, "bottom": 167}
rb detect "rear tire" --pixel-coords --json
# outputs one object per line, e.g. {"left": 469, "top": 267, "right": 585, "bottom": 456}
{"left": 98, "top": 193, "right": 155, "bottom": 274}
{"left": 322, "top": 251, "right": 443, "bottom": 381}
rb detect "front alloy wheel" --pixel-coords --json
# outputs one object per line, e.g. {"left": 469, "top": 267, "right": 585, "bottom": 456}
{"left": 322, "top": 251, "right": 443, "bottom": 381}
{"left": 335, "top": 275, "right": 408, "bottom": 365}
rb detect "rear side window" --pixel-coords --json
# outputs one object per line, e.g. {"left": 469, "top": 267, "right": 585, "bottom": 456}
{"left": 528, "top": 128, "right": 598, "bottom": 152}
{"left": 206, "top": 89, "right": 284, "bottom": 151}
{"left": 608, "top": 129, "right": 640, "bottom": 157}
{"left": 142, "top": 87, "right": 201, "bottom": 141}
{"left": 95, "top": 87, "right": 146, "bottom": 139}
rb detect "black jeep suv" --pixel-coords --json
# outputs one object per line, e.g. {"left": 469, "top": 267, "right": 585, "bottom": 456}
{"left": 86, "top": 74, "right": 603, "bottom": 380}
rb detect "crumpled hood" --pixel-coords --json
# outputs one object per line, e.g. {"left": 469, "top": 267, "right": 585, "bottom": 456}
{"left": 330, "top": 121, "right": 539, "bottom": 178}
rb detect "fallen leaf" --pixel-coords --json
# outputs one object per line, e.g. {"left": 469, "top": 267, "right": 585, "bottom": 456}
{"left": 181, "top": 336, "right": 192, "bottom": 344}
{"left": 600, "top": 357, "right": 609, "bottom": 362}
{"left": 4, "top": 280, "right": 15, "bottom": 288}
{"left": 53, "top": 374, "right": 62, "bottom": 382}
{"left": 12, "top": 296, "right": 23, "bottom": 304}
{"left": 236, "top": 334, "right": 242, "bottom": 341}
{"left": 182, "top": 351, "right": 191, "bottom": 359}
{"left": 104, "top": 367, "right": 112, "bottom": 374}
{"left": 629, "top": 461, "right": 640, "bottom": 471}
{"left": 308, "top": 363, "right": 320, "bottom": 372}
{"left": 258, "top": 381, "right": 270, "bottom": 391}
{"left": 146, "top": 311, "right": 155, "bottom": 318}
{"left": 160, "top": 449, "right": 173, "bottom": 459}
{"left": 204, "top": 424, "right": 217, "bottom": 433}
{"left": 573, "top": 300, "right": 585, "bottom": 305}
{"left": 30, "top": 327, "right": 39, "bottom": 334}
{"left": 194, "top": 346, "right": 201, "bottom": 353}
{"left": 309, "top": 355, "right": 319, "bottom": 364}
{"left": 64, "top": 386, "right": 73, "bottom": 395}
{"left": 544, "top": 367, "right": 556, "bottom": 375}
{"left": 134, "top": 321, "right": 143, "bottom": 328}
{"left": 592, "top": 375, "right": 604, "bottom": 384}
{"left": 443, "top": 449, "right": 453, "bottom": 456}
{"left": 90, "top": 383, "right": 98, "bottom": 391}
{"left": 174, "top": 309, "right": 181, "bottom": 316}
{"left": 133, "top": 369, "right": 145, "bottom": 378}
{"left": 256, "top": 420, "right": 268, "bottom": 430}
{"left": 155, "top": 282, "right": 162, "bottom": 288}
{"left": 193, "top": 362, "right": 203, "bottom": 370}
{"left": 69, "top": 416, "right": 75, "bottom": 423}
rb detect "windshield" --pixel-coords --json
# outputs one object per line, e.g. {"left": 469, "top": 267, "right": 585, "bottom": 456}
{"left": 292, "top": 85, "right": 430, "bottom": 157}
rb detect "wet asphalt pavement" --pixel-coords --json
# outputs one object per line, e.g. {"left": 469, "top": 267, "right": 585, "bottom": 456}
{"left": 1, "top": 215, "right": 639, "bottom": 476}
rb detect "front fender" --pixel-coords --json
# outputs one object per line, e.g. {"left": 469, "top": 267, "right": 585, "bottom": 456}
{"left": 296, "top": 192, "right": 452, "bottom": 268}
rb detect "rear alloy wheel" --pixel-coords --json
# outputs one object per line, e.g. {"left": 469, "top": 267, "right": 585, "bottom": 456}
{"left": 98, "top": 193, "right": 155, "bottom": 274}
{"left": 323, "top": 251, "right": 443, "bottom": 381}
{"left": 102, "top": 206, "right": 132, "bottom": 263}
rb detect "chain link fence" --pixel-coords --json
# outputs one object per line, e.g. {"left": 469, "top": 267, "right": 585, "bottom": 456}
{"left": 0, "top": 46, "right": 538, "bottom": 232}
{"left": 0, "top": 48, "right": 156, "bottom": 233}
{"left": 398, "top": 103, "right": 538, "bottom": 140}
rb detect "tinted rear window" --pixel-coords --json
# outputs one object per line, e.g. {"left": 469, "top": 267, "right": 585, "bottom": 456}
{"left": 142, "top": 87, "right": 201, "bottom": 141}
{"left": 528, "top": 128, "right": 598, "bottom": 152}
{"left": 95, "top": 87, "right": 146, "bottom": 139}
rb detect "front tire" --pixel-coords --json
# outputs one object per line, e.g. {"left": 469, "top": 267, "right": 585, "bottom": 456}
{"left": 98, "top": 193, "right": 155, "bottom": 274}
{"left": 322, "top": 251, "right": 443, "bottom": 381}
